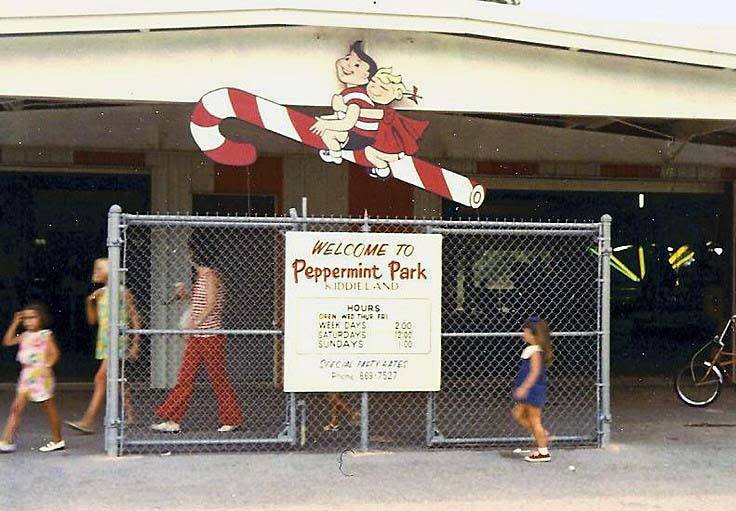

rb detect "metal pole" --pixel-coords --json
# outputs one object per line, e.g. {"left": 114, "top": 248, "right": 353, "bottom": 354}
{"left": 288, "top": 393, "right": 297, "bottom": 446}
{"left": 105, "top": 205, "right": 123, "bottom": 457}
{"left": 360, "top": 211, "right": 370, "bottom": 451}
{"left": 600, "top": 214, "right": 612, "bottom": 447}
{"left": 360, "top": 392, "right": 369, "bottom": 451}
{"left": 425, "top": 224, "right": 436, "bottom": 447}
{"left": 425, "top": 392, "right": 434, "bottom": 446}
{"left": 126, "top": 214, "right": 597, "bottom": 230}
{"left": 293, "top": 197, "right": 307, "bottom": 442}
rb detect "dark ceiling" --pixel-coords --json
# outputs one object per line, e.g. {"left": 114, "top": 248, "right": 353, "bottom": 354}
{"left": 3, "top": 97, "right": 736, "bottom": 148}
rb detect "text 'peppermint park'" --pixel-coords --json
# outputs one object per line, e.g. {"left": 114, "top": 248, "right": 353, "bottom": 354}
{"left": 291, "top": 240, "right": 428, "bottom": 284}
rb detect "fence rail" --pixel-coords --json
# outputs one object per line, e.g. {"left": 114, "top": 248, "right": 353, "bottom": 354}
{"left": 105, "top": 206, "right": 610, "bottom": 455}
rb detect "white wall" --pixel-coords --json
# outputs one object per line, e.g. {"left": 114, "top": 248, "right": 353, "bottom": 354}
{"left": 1, "top": 26, "right": 735, "bottom": 118}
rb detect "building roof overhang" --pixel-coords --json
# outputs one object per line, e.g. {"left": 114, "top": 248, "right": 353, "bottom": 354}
{"left": 2, "top": 1, "right": 735, "bottom": 69}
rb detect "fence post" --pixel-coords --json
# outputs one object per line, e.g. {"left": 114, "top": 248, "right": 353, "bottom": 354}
{"left": 105, "top": 205, "right": 123, "bottom": 457}
{"left": 425, "top": 392, "right": 434, "bottom": 446}
{"left": 425, "top": 224, "right": 436, "bottom": 447}
{"left": 360, "top": 392, "right": 369, "bottom": 451}
{"left": 600, "top": 214, "right": 612, "bottom": 447}
{"left": 360, "top": 211, "right": 371, "bottom": 452}
{"left": 290, "top": 197, "right": 309, "bottom": 444}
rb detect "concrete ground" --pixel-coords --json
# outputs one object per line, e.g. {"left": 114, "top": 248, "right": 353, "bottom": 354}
{"left": 1, "top": 378, "right": 735, "bottom": 511}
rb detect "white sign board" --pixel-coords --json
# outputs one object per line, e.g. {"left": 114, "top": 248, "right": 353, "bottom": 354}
{"left": 283, "top": 231, "right": 442, "bottom": 392}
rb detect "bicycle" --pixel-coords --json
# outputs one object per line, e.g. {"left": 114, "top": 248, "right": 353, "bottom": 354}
{"left": 675, "top": 315, "right": 736, "bottom": 407}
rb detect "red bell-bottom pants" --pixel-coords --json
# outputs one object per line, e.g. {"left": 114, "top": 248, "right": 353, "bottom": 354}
{"left": 156, "top": 335, "right": 242, "bottom": 425}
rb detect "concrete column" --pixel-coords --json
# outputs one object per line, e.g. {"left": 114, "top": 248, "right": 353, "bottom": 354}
{"left": 414, "top": 189, "right": 443, "bottom": 219}
{"left": 148, "top": 151, "right": 211, "bottom": 213}
{"left": 147, "top": 152, "right": 209, "bottom": 387}
{"left": 283, "top": 155, "right": 348, "bottom": 216}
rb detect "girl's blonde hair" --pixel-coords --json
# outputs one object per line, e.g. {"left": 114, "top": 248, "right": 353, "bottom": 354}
{"left": 372, "top": 67, "right": 407, "bottom": 94}
{"left": 523, "top": 317, "right": 554, "bottom": 367}
{"left": 92, "top": 258, "right": 109, "bottom": 284}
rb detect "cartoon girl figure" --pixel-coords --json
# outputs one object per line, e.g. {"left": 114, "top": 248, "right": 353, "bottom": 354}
{"left": 333, "top": 68, "right": 429, "bottom": 179}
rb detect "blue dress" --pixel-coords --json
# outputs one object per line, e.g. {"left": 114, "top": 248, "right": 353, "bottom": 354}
{"left": 512, "top": 345, "right": 547, "bottom": 409}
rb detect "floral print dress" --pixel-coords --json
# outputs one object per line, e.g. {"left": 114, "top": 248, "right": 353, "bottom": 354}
{"left": 95, "top": 287, "right": 129, "bottom": 360}
{"left": 17, "top": 329, "right": 55, "bottom": 402}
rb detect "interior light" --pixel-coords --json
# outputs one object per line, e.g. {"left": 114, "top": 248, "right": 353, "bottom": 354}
{"left": 613, "top": 245, "right": 633, "bottom": 252}
{"left": 638, "top": 194, "right": 645, "bottom": 209}
{"left": 673, "top": 252, "right": 695, "bottom": 270}
{"left": 610, "top": 254, "right": 641, "bottom": 282}
{"left": 588, "top": 247, "right": 640, "bottom": 282}
{"left": 669, "top": 245, "right": 689, "bottom": 265}
{"left": 714, "top": 247, "right": 724, "bottom": 256}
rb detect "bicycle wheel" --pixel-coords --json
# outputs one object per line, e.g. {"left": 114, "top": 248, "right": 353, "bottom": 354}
{"left": 675, "top": 363, "right": 722, "bottom": 407}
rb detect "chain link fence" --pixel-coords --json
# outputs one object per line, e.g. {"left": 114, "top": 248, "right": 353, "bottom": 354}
{"left": 104, "top": 206, "right": 610, "bottom": 455}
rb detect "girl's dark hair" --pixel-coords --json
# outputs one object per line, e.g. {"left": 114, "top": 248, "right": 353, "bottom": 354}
{"left": 349, "top": 40, "right": 378, "bottom": 78}
{"left": 24, "top": 302, "right": 50, "bottom": 329}
{"left": 188, "top": 230, "right": 217, "bottom": 269}
{"left": 523, "top": 317, "right": 554, "bottom": 367}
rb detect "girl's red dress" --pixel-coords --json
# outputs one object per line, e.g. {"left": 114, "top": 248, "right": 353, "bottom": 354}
{"left": 372, "top": 108, "right": 429, "bottom": 155}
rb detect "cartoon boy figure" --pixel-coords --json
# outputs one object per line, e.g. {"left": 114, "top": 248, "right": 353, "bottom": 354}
{"left": 310, "top": 41, "right": 379, "bottom": 164}
{"left": 333, "top": 67, "right": 429, "bottom": 179}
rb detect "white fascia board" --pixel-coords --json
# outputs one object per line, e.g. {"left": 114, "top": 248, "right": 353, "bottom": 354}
{"left": 1, "top": 1, "right": 735, "bottom": 69}
{"left": 1, "top": 27, "right": 734, "bottom": 119}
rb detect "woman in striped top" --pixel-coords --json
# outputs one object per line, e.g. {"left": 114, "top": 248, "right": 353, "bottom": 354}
{"left": 152, "top": 242, "right": 242, "bottom": 433}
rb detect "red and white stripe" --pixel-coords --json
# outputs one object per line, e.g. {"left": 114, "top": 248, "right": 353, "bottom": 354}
{"left": 339, "top": 87, "right": 379, "bottom": 139}
{"left": 190, "top": 87, "right": 485, "bottom": 208}
{"left": 190, "top": 273, "right": 224, "bottom": 333}
{"left": 342, "top": 151, "right": 485, "bottom": 209}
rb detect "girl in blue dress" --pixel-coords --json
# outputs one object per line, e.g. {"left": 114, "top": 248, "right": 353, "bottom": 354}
{"left": 512, "top": 317, "right": 554, "bottom": 462}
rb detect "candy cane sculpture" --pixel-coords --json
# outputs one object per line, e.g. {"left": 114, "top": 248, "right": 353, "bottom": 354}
{"left": 190, "top": 88, "right": 485, "bottom": 209}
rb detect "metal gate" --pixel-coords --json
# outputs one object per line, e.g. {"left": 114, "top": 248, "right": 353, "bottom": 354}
{"left": 104, "top": 205, "right": 610, "bottom": 455}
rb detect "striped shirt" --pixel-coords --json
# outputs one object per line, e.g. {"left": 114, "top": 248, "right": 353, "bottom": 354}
{"left": 339, "top": 86, "right": 378, "bottom": 139}
{"left": 190, "top": 269, "right": 225, "bottom": 334}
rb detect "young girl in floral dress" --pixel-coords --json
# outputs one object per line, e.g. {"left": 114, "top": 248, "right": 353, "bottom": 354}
{"left": 0, "top": 304, "right": 65, "bottom": 453}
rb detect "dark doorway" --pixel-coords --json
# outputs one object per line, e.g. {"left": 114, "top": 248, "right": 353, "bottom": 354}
{"left": 445, "top": 188, "right": 732, "bottom": 376}
{"left": 0, "top": 172, "right": 150, "bottom": 381}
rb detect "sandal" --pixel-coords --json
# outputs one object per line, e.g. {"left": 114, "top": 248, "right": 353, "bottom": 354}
{"left": 524, "top": 451, "right": 551, "bottom": 463}
{"left": 65, "top": 420, "right": 96, "bottom": 434}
